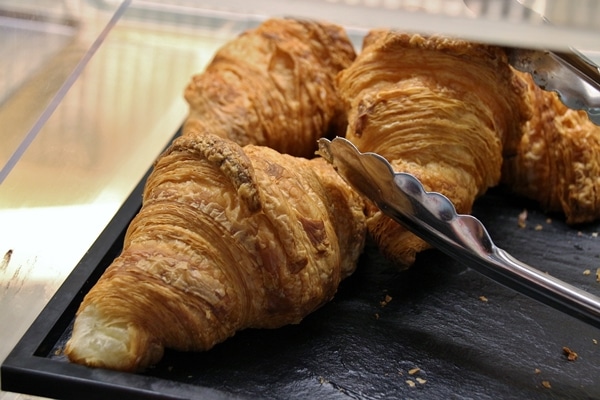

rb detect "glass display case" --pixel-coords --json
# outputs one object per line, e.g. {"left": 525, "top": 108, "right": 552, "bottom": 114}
{"left": 1, "top": 1, "right": 599, "bottom": 399}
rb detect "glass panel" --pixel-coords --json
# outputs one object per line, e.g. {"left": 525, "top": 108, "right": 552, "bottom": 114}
{"left": 0, "top": 0, "right": 129, "bottom": 179}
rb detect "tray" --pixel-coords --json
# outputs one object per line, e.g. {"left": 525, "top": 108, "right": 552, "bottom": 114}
{"left": 3, "top": 129, "right": 600, "bottom": 399}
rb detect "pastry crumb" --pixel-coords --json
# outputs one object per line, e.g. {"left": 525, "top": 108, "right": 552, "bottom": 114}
{"left": 546, "top": 218, "right": 552, "bottom": 224}
{"left": 583, "top": 269, "right": 591, "bottom": 276}
{"left": 406, "top": 380, "right": 416, "bottom": 388}
{"left": 380, "top": 294, "right": 392, "bottom": 307}
{"left": 518, "top": 210, "right": 527, "bottom": 228}
{"left": 479, "top": 295, "right": 488, "bottom": 302}
{"left": 542, "top": 380, "right": 551, "bottom": 389}
{"left": 408, "top": 367, "right": 420, "bottom": 375}
{"left": 416, "top": 377, "right": 427, "bottom": 385}
{"left": 592, "top": 232, "right": 598, "bottom": 238}
{"left": 534, "top": 224, "right": 543, "bottom": 231}
{"left": 593, "top": 339, "right": 598, "bottom": 345}
{"left": 562, "top": 346, "right": 578, "bottom": 361}
{"left": 534, "top": 368, "right": 541, "bottom": 374}
{"left": 596, "top": 268, "right": 600, "bottom": 283}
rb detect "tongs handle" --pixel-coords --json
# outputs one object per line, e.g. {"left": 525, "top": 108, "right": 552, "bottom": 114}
{"left": 319, "top": 137, "right": 600, "bottom": 329}
{"left": 489, "top": 248, "right": 600, "bottom": 329}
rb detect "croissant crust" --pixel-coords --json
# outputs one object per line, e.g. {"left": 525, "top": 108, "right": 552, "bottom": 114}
{"left": 502, "top": 70, "right": 600, "bottom": 224}
{"left": 184, "top": 18, "right": 356, "bottom": 158}
{"left": 336, "top": 30, "right": 531, "bottom": 266}
{"left": 65, "top": 132, "right": 366, "bottom": 372}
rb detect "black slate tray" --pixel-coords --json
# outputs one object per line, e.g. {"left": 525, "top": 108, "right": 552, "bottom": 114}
{"left": 3, "top": 131, "right": 600, "bottom": 400}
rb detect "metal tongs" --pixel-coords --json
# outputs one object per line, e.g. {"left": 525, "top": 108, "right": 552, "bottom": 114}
{"left": 508, "top": 48, "right": 600, "bottom": 125}
{"left": 464, "top": 0, "right": 600, "bottom": 125}
{"left": 318, "top": 137, "right": 600, "bottom": 329}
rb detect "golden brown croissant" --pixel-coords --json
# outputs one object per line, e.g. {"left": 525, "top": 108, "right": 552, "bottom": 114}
{"left": 336, "top": 30, "right": 531, "bottom": 267}
{"left": 183, "top": 18, "right": 356, "bottom": 158}
{"left": 501, "top": 69, "right": 600, "bottom": 225}
{"left": 65, "top": 132, "right": 366, "bottom": 372}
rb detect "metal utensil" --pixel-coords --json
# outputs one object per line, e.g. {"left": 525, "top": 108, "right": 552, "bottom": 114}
{"left": 318, "top": 137, "right": 600, "bottom": 329}
{"left": 464, "top": 0, "right": 600, "bottom": 125}
{"left": 507, "top": 47, "right": 600, "bottom": 125}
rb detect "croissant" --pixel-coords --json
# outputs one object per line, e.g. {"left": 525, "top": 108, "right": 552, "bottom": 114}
{"left": 183, "top": 18, "right": 356, "bottom": 158}
{"left": 501, "top": 69, "right": 600, "bottom": 225}
{"left": 336, "top": 30, "right": 531, "bottom": 267}
{"left": 64, "top": 132, "right": 366, "bottom": 372}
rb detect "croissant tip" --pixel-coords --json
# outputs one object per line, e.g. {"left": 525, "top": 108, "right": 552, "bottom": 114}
{"left": 65, "top": 304, "right": 163, "bottom": 372}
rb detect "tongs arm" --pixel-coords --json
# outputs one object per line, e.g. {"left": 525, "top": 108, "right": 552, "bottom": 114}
{"left": 319, "top": 137, "right": 600, "bottom": 329}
